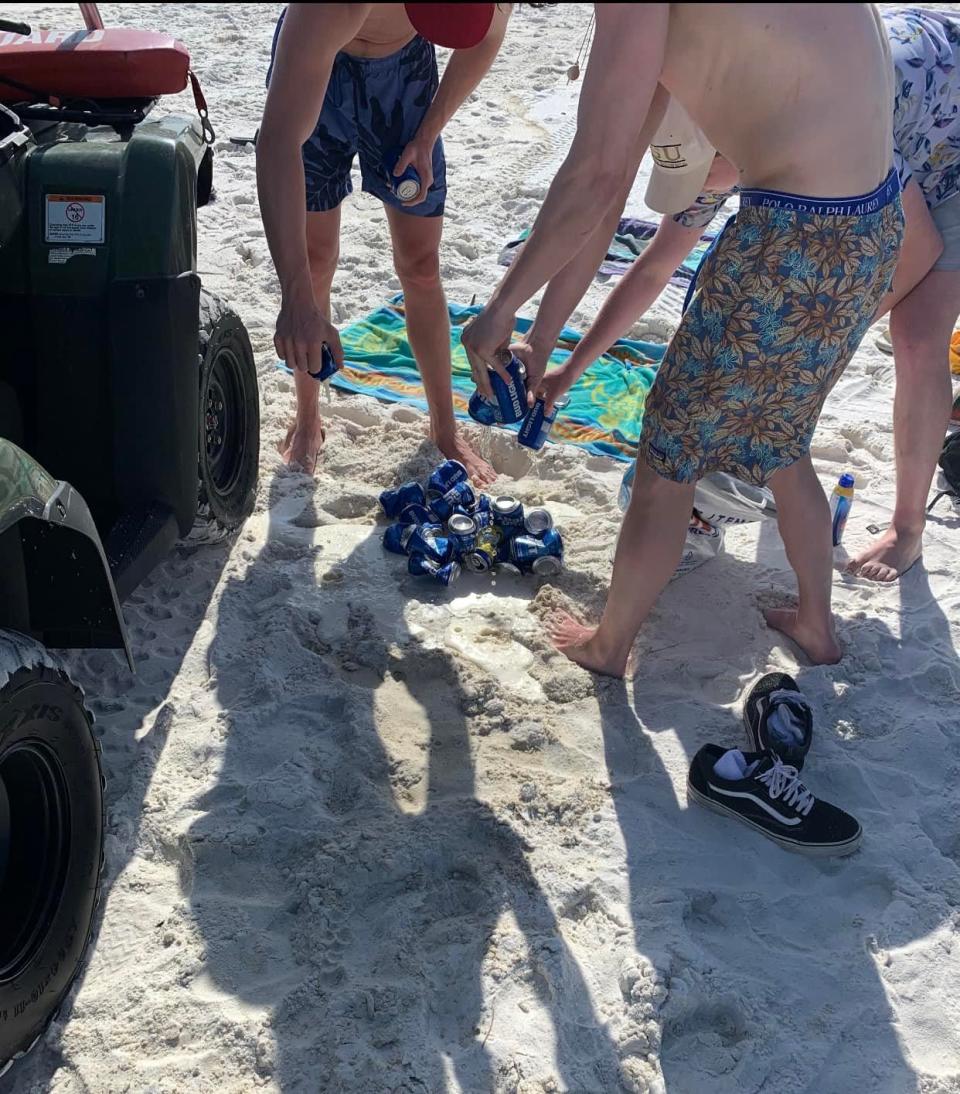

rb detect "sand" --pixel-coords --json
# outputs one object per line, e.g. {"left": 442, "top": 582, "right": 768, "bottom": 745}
{"left": 6, "top": 3, "right": 960, "bottom": 1093}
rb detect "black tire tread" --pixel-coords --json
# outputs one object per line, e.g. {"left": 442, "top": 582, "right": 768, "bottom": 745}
{"left": 0, "top": 659, "right": 103, "bottom": 1079}
{"left": 195, "top": 286, "right": 259, "bottom": 534}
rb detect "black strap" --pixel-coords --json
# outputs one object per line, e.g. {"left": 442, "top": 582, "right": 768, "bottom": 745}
{"left": 189, "top": 70, "right": 216, "bottom": 145}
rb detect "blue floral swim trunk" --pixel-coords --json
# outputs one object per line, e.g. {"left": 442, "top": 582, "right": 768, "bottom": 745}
{"left": 268, "top": 15, "right": 446, "bottom": 217}
{"left": 639, "top": 171, "right": 904, "bottom": 486}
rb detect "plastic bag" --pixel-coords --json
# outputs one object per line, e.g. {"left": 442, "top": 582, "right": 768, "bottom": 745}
{"left": 615, "top": 466, "right": 725, "bottom": 578}
{"left": 619, "top": 464, "right": 775, "bottom": 524}
{"left": 674, "top": 512, "right": 724, "bottom": 578}
{"left": 693, "top": 471, "right": 777, "bottom": 525}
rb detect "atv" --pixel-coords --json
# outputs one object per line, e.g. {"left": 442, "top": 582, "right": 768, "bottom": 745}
{"left": 0, "top": 5, "right": 259, "bottom": 1073}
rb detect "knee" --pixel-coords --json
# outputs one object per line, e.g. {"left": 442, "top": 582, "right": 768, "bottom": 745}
{"left": 889, "top": 312, "right": 952, "bottom": 369}
{"left": 306, "top": 240, "right": 339, "bottom": 288}
{"left": 393, "top": 249, "right": 441, "bottom": 292}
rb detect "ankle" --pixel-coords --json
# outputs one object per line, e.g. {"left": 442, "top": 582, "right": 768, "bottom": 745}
{"left": 430, "top": 422, "right": 457, "bottom": 446}
{"left": 794, "top": 609, "right": 835, "bottom": 637}
{"left": 294, "top": 413, "right": 323, "bottom": 431}
{"left": 590, "top": 624, "right": 633, "bottom": 665}
{"left": 888, "top": 517, "right": 926, "bottom": 538}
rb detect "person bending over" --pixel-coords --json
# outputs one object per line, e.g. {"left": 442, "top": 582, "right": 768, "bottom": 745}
{"left": 463, "top": 3, "right": 902, "bottom": 676}
{"left": 258, "top": 3, "right": 510, "bottom": 479}
{"left": 529, "top": 7, "right": 958, "bottom": 585}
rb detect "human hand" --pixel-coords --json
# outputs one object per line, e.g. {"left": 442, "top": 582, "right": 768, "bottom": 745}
{"left": 274, "top": 293, "right": 343, "bottom": 376}
{"left": 394, "top": 133, "right": 435, "bottom": 205}
{"left": 537, "top": 361, "right": 577, "bottom": 415}
{"left": 461, "top": 305, "right": 516, "bottom": 399}
{"left": 509, "top": 341, "right": 551, "bottom": 408}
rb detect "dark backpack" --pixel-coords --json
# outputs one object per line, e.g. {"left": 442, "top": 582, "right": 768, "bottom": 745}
{"left": 929, "top": 431, "right": 960, "bottom": 511}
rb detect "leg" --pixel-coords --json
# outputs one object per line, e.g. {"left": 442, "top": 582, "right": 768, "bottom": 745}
{"left": 849, "top": 268, "right": 960, "bottom": 581}
{"left": 385, "top": 207, "right": 495, "bottom": 486}
{"left": 279, "top": 208, "right": 341, "bottom": 473}
{"left": 870, "top": 178, "right": 943, "bottom": 322}
{"left": 549, "top": 459, "right": 695, "bottom": 678}
{"left": 764, "top": 456, "right": 841, "bottom": 664}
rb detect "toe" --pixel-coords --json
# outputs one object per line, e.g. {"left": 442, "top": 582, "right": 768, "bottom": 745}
{"left": 547, "top": 619, "right": 572, "bottom": 642}
{"left": 860, "top": 562, "right": 896, "bottom": 583}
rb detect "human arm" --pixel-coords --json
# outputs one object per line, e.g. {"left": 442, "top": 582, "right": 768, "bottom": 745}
{"left": 514, "top": 87, "right": 671, "bottom": 401}
{"left": 256, "top": 3, "right": 369, "bottom": 373}
{"left": 393, "top": 5, "right": 512, "bottom": 204}
{"left": 537, "top": 214, "right": 707, "bottom": 410}
{"left": 520, "top": 158, "right": 728, "bottom": 403}
{"left": 462, "top": 3, "right": 670, "bottom": 394}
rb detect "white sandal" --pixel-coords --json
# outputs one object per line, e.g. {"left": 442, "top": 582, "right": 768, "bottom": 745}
{"left": 874, "top": 324, "right": 893, "bottom": 356}
{"left": 630, "top": 316, "right": 678, "bottom": 345}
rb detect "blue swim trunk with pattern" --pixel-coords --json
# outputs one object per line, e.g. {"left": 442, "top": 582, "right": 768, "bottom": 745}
{"left": 268, "top": 14, "right": 446, "bottom": 217}
{"left": 639, "top": 171, "right": 904, "bottom": 486}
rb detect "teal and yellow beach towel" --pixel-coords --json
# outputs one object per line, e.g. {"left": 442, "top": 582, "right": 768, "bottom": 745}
{"left": 278, "top": 295, "right": 666, "bottom": 463}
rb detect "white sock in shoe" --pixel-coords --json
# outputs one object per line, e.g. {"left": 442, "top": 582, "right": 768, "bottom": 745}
{"left": 713, "top": 749, "right": 761, "bottom": 781}
{"left": 766, "top": 689, "right": 808, "bottom": 748}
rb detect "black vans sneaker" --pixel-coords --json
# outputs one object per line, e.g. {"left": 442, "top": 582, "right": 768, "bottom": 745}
{"left": 687, "top": 745, "right": 862, "bottom": 857}
{"left": 743, "top": 673, "right": 812, "bottom": 769}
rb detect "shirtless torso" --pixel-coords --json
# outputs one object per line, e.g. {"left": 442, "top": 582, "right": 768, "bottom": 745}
{"left": 334, "top": 3, "right": 416, "bottom": 59}
{"left": 662, "top": 3, "right": 893, "bottom": 197}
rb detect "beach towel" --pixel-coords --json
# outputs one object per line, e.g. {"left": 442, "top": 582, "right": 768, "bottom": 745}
{"left": 277, "top": 294, "right": 666, "bottom": 462}
{"left": 498, "top": 216, "right": 718, "bottom": 284}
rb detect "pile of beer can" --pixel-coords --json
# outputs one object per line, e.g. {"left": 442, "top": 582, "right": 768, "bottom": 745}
{"left": 379, "top": 459, "right": 563, "bottom": 587}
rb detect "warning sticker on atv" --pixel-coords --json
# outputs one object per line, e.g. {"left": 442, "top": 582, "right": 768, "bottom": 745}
{"left": 45, "top": 195, "right": 105, "bottom": 245}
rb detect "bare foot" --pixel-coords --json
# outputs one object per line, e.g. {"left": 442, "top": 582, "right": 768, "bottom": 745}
{"left": 548, "top": 612, "right": 632, "bottom": 678}
{"left": 764, "top": 607, "right": 842, "bottom": 665}
{"left": 847, "top": 526, "right": 922, "bottom": 583}
{"left": 278, "top": 419, "right": 326, "bottom": 475}
{"left": 434, "top": 430, "right": 496, "bottom": 488}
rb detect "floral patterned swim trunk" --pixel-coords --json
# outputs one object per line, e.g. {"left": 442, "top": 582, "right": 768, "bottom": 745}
{"left": 638, "top": 171, "right": 904, "bottom": 486}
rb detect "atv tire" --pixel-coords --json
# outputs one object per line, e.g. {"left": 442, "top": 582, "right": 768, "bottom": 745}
{"left": 0, "top": 647, "right": 102, "bottom": 1078}
{"left": 197, "top": 288, "right": 260, "bottom": 531}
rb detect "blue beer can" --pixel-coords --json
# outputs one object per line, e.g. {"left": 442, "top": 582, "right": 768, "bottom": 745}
{"left": 510, "top": 531, "right": 564, "bottom": 575}
{"left": 468, "top": 352, "right": 528, "bottom": 425}
{"left": 308, "top": 342, "right": 341, "bottom": 382}
{"left": 397, "top": 503, "right": 432, "bottom": 527}
{"left": 518, "top": 395, "right": 570, "bottom": 450}
{"left": 492, "top": 495, "right": 525, "bottom": 536}
{"left": 446, "top": 512, "right": 478, "bottom": 556}
{"left": 472, "top": 506, "right": 495, "bottom": 530}
{"left": 379, "top": 480, "right": 426, "bottom": 519}
{"left": 407, "top": 524, "right": 454, "bottom": 564}
{"left": 428, "top": 481, "right": 476, "bottom": 523}
{"left": 538, "top": 528, "right": 564, "bottom": 557}
{"left": 467, "top": 391, "right": 500, "bottom": 426}
{"left": 384, "top": 148, "right": 422, "bottom": 202}
{"left": 383, "top": 523, "right": 416, "bottom": 555}
{"left": 408, "top": 553, "right": 461, "bottom": 586}
{"left": 491, "top": 353, "right": 528, "bottom": 423}
{"left": 523, "top": 507, "right": 554, "bottom": 536}
{"left": 428, "top": 460, "right": 468, "bottom": 495}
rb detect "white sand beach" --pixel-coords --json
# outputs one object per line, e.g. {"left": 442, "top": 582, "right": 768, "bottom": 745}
{"left": 6, "top": 3, "right": 960, "bottom": 1092}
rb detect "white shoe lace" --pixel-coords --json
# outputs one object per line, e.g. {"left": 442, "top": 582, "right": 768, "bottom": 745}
{"left": 756, "top": 759, "right": 815, "bottom": 816}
